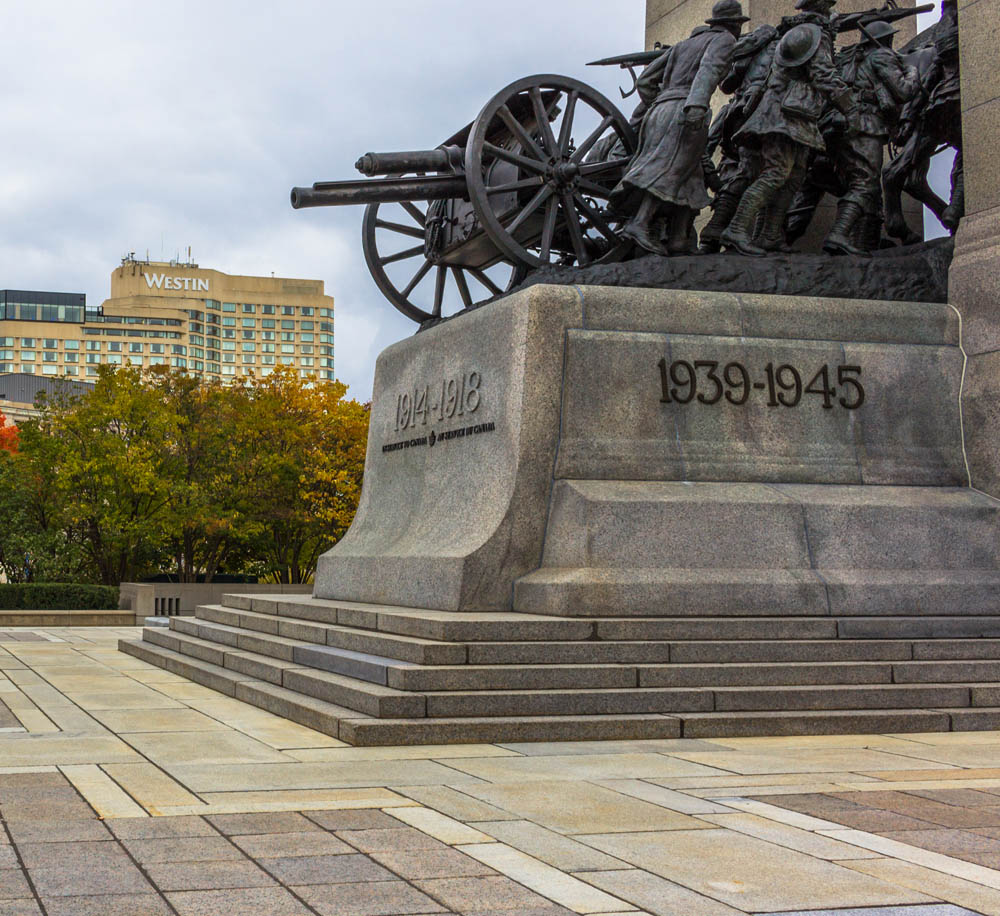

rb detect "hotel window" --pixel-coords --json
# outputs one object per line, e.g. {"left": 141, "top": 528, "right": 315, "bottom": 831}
{"left": 189, "top": 322, "right": 203, "bottom": 334}
{"left": 281, "top": 356, "right": 295, "bottom": 365}
{"left": 222, "top": 302, "right": 237, "bottom": 313}
{"left": 129, "top": 343, "right": 143, "bottom": 353}
{"left": 205, "top": 300, "right": 220, "bottom": 311}
{"left": 106, "top": 355, "right": 122, "bottom": 365}
{"left": 242, "top": 304, "right": 256, "bottom": 314}
{"left": 222, "top": 366, "right": 236, "bottom": 376}
{"left": 300, "top": 322, "right": 314, "bottom": 331}
{"left": 300, "top": 357, "right": 314, "bottom": 367}
{"left": 301, "top": 333, "right": 314, "bottom": 343}
{"left": 171, "top": 358, "right": 187, "bottom": 369}
{"left": 64, "top": 340, "right": 79, "bottom": 350}
{"left": 64, "top": 366, "right": 78, "bottom": 376}
{"left": 241, "top": 318, "right": 255, "bottom": 328}
{"left": 64, "top": 353, "right": 78, "bottom": 364}
{"left": 86, "top": 341, "right": 101, "bottom": 351}
{"left": 192, "top": 361, "right": 204, "bottom": 372}
{"left": 190, "top": 335, "right": 204, "bottom": 346}
{"left": 43, "top": 339, "right": 58, "bottom": 349}
{"left": 21, "top": 351, "right": 35, "bottom": 361}
{"left": 223, "top": 353, "right": 236, "bottom": 363}
{"left": 172, "top": 345, "right": 187, "bottom": 356}
{"left": 262, "top": 355, "right": 275, "bottom": 365}
{"left": 107, "top": 342, "right": 122, "bottom": 352}
{"left": 86, "top": 354, "right": 100, "bottom": 364}
{"left": 0, "top": 338, "right": 12, "bottom": 347}
{"left": 242, "top": 343, "right": 255, "bottom": 353}
{"left": 262, "top": 343, "right": 275, "bottom": 354}
{"left": 0, "top": 364, "right": 13, "bottom": 373}
{"left": 261, "top": 304, "right": 275, "bottom": 315}
{"left": 19, "top": 365, "right": 35, "bottom": 374}
{"left": 262, "top": 319, "right": 275, "bottom": 329}
{"left": 208, "top": 363, "right": 221, "bottom": 374}
{"left": 281, "top": 332, "right": 295, "bottom": 342}
{"left": 150, "top": 344, "right": 164, "bottom": 355}
{"left": 43, "top": 353, "right": 58, "bottom": 363}
{"left": 262, "top": 331, "right": 275, "bottom": 341}
{"left": 21, "top": 338, "right": 35, "bottom": 347}
{"left": 222, "top": 342, "right": 236, "bottom": 352}
{"left": 191, "top": 348, "right": 204, "bottom": 359}
{"left": 222, "top": 317, "right": 236, "bottom": 328}
{"left": 281, "top": 320, "right": 294, "bottom": 330}
{"left": 86, "top": 367, "right": 98, "bottom": 376}
{"left": 242, "top": 355, "right": 255, "bottom": 364}
{"left": 223, "top": 329, "right": 236, "bottom": 339}
{"left": 0, "top": 351, "right": 11, "bottom": 360}
{"left": 242, "top": 331, "right": 255, "bottom": 340}
{"left": 301, "top": 307, "right": 314, "bottom": 316}
{"left": 281, "top": 344, "right": 294, "bottom": 354}
{"left": 281, "top": 306, "right": 295, "bottom": 316}
{"left": 301, "top": 345, "right": 314, "bottom": 355}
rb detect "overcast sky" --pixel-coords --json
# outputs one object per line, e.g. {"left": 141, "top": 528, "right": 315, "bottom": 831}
{"left": 0, "top": 1, "right": 947, "bottom": 401}
{"left": 0, "top": 1, "right": 645, "bottom": 399}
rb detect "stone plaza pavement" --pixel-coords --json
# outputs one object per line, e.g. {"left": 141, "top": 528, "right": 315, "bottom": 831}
{"left": 1, "top": 631, "right": 1000, "bottom": 915}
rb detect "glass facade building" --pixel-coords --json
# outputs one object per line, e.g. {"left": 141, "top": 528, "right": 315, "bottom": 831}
{"left": 0, "top": 290, "right": 86, "bottom": 324}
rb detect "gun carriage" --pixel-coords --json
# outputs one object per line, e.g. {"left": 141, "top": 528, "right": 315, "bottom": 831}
{"left": 292, "top": 75, "right": 636, "bottom": 323}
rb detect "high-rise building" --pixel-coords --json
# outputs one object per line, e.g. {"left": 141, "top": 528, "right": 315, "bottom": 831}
{"left": 0, "top": 256, "right": 335, "bottom": 383}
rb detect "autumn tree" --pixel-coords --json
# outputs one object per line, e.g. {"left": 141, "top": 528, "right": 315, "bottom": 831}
{"left": 227, "top": 366, "right": 368, "bottom": 584}
{"left": 0, "top": 411, "right": 17, "bottom": 453}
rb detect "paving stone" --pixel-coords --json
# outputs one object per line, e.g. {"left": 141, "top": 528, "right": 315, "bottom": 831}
{"left": 883, "top": 828, "right": 1000, "bottom": 868}
{"left": 257, "top": 853, "right": 395, "bottom": 885}
{"left": 578, "top": 829, "right": 935, "bottom": 911}
{"left": 0, "top": 774, "right": 65, "bottom": 789}
{"left": 0, "top": 900, "right": 42, "bottom": 916}
{"left": 578, "top": 869, "right": 746, "bottom": 916}
{"left": 17, "top": 840, "right": 133, "bottom": 871}
{"left": 845, "top": 857, "right": 1000, "bottom": 916}
{"left": 415, "top": 875, "right": 570, "bottom": 912}
{"left": 469, "top": 821, "right": 624, "bottom": 871}
{"left": 336, "top": 827, "right": 452, "bottom": 853}
{"left": 122, "top": 837, "right": 246, "bottom": 865}
{"left": 831, "top": 791, "right": 1000, "bottom": 828}
{"left": 27, "top": 852, "right": 153, "bottom": 898}
{"left": 142, "top": 860, "right": 276, "bottom": 892}
{"left": 41, "top": 894, "right": 173, "bottom": 915}
{"left": 395, "top": 786, "right": 518, "bottom": 823}
{"left": 368, "top": 847, "right": 496, "bottom": 879}
{"left": 107, "top": 816, "right": 215, "bottom": 840}
{"left": 293, "top": 880, "right": 448, "bottom": 915}
{"left": 460, "top": 780, "right": 712, "bottom": 835}
{"left": 230, "top": 831, "right": 353, "bottom": 858}
{"left": 0, "top": 849, "right": 17, "bottom": 870}
{"left": 166, "top": 887, "right": 312, "bottom": 916}
{"left": 756, "top": 907, "right": 983, "bottom": 915}
{"left": 304, "top": 809, "right": 403, "bottom": 831}
{"left": 0, "top": 870, "right": 32, "bottom": 901}
{"left": 205, "top": 812, "right": 321, "bottom": 835}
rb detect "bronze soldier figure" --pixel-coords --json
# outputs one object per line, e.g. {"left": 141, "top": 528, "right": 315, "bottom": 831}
{"left": 612, "top": 0, "right": 750, "bottom": 256}
{"left": 699, "top": 24, "right": 779, "bottom": 253}
{"left": 720, "top": 0, "right": 853, "bottom": 256}
{"left": 823, "top": 20, "right": 919, "bottom": 255}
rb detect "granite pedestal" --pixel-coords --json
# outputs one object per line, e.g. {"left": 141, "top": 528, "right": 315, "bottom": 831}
{"left": 123, "top": 284, "right": 1000, "bottom": 744}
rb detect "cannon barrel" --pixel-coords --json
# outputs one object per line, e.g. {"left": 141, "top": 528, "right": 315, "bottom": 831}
{"left": 355, "top": 145, "right": 464, "bottom": 177}
{"left": 290, "top": 174, "right": 469, "bottom": 209}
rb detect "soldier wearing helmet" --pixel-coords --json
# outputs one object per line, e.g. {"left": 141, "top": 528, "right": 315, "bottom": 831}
{"left": 822, "top": 20, "right": 919, "bottom": 255}
{"left": 612, "top": 0, "right": 750, "bottom": 256}
{"left": 720, "top": 6, "right": 852, "bottom": 256}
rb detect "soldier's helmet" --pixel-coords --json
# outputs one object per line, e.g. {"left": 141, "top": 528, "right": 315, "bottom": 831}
{"left": 706, "top": 0, "right": 751, "bottom": 24}
{"left": 794, "top": 0, "right": 835, "bottom": 11}
{"left": 863, "top": 20, "right": 899, "bottom": 44}
{"left": 775, "top": 22, "right": 823, "bottom": 67}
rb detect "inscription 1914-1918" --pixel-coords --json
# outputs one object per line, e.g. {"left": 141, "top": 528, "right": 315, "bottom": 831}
{"left": 658, "top": 359, "right": 865, "bottom": 409}
{"left": 395, "top": 370, "right": 482, "bottom": 431}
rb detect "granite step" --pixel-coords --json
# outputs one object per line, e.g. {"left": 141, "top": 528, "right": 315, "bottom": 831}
{"left": 118, "top": 638, "right": 685, "bottom": 745}
{"left": 144, "top": 628, "right": 425, "bottom": 717}
{"left": 667, "top": 639, "right": 914, "bottom": 663}
{"left": 0, "top": 610, "right": 135, "bottom": 627}
{"left": 677, "top": 708, "right": 957, "bottom": 738}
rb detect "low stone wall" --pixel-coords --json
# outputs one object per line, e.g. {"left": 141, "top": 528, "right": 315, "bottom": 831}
{"left": 119, "top": 583, "right": 313, "bottom": 625}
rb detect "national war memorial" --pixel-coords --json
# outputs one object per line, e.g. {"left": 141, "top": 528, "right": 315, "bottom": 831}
{"left": 121, "top": 0, "right": 1000, "bottom": 746}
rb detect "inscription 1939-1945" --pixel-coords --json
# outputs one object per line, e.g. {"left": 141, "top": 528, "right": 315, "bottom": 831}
{"left": 395, "top": 370, "right": 481, "bottom": 431}
{"left": 658, "top": 359, "right": 865, "bottom": 409}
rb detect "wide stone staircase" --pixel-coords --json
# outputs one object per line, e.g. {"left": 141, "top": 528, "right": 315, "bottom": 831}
{"left": 120, "top": 480, "right": 1000, "bottom": 746}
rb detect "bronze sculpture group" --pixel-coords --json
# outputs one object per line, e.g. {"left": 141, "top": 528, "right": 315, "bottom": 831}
{"left": 292, "top": 0, "right": 961, "bottom": 324}
{"left": 612, "top": 0, "right": 962, "bottom": 258}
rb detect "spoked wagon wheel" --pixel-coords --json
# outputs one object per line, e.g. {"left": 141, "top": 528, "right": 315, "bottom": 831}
{"left": 362, "top": 201, "right": 524, "bottom": 325}
{"left": 466, "top": 74, "right": 636, "bottom": 270}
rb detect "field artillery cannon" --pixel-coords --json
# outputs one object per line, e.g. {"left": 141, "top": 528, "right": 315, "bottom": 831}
{"left": 292, "top": 75, "right": 636, "bottom": 324}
